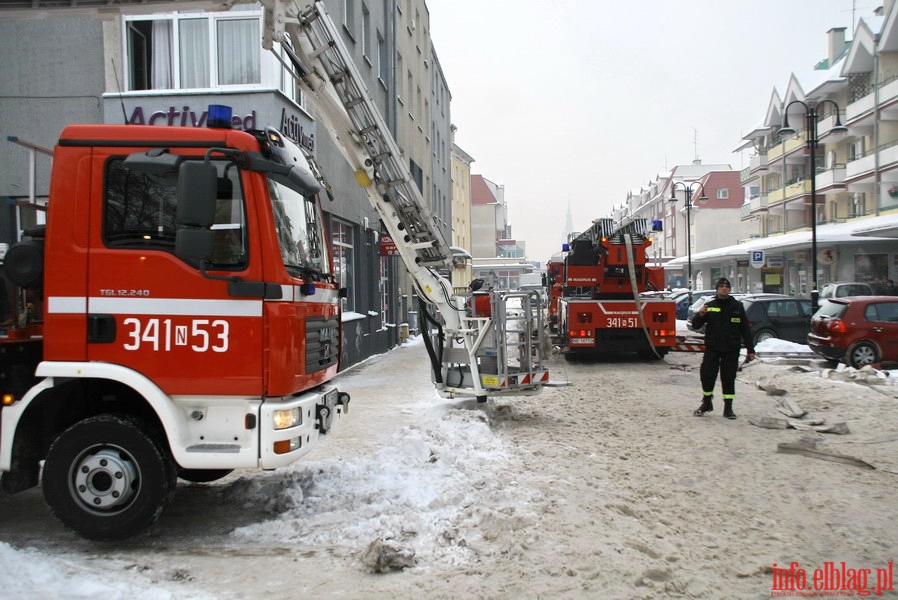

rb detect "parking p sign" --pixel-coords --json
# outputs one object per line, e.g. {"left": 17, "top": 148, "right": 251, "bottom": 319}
{"left": 750, "top": 250, "right": 765, "bottom": 269}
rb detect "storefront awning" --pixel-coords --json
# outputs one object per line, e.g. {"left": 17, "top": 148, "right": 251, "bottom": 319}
{"left": 663, "top": 213, "right": 898, "bottom": 269}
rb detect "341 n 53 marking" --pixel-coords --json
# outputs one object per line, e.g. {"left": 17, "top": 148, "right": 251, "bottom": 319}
{"left": 122, "top": 318, "right": 229, "bottom": 352}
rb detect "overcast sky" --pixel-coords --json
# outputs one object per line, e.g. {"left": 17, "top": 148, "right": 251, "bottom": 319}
{"left": 425, "top": 0, "right": 867, "bottom": 264}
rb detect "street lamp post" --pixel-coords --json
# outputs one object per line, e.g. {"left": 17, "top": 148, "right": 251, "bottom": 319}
{"left": 780, "top": 99, "right": 847, "bottom": 312}
{"left": 669, "top": 182, "right": 708, "bottom": 306}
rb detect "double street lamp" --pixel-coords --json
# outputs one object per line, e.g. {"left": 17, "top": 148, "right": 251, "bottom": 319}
{"left": 669, "top": 181, "right": 708, "bottom": 306}
{"left": 780, "top": 99, "right": 847, "bottom": 311}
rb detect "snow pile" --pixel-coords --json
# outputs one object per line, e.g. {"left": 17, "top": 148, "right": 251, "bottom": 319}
{"left": 0, "top": 542, "right": 218, "bottom": 600}
{"left": 227, "top": 401, "right": 539, "bottom": 567}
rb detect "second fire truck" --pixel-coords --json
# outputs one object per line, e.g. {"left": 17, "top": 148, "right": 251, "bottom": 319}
{"left": 550, "top": 218, "right": 676, "bottom": 359}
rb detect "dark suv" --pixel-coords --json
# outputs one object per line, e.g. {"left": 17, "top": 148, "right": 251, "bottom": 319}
{"left": 741, "top": 296, "right": 813, "bottom": 345}
{"left": 807, "top": 296, "right": 898, "bottom": 367}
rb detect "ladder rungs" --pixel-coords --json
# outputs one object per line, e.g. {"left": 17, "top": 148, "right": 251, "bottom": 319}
{"left": 407, "top": 241, "right": 437, "bottom": 251}
{"left": 308, "top": 40, "right": 335, "bottom": 62}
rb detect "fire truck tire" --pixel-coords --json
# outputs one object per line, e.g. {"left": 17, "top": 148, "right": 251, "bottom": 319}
{"left": 177, "top": 469, "right": 233, "bottom": 483}
{"left": 42, "top": 414, "right": 175, "bottom": 541}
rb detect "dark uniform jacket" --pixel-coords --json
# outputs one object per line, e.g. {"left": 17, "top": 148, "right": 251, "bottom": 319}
{"left": 691, "top": 295, "right": 755, "bottom": 354}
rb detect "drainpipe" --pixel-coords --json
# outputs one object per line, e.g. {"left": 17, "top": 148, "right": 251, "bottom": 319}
{"left": 874, "top": 37, "right": 881, "bottom": 216}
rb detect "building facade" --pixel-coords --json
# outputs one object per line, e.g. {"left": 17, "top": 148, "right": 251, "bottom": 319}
{"left": 725, "top": 4, "right": 898, "bottom": 295}
{"left": 450, "top": 127, "right": 475, "bottom": 291}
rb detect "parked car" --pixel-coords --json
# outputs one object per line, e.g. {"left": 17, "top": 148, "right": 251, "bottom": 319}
{"left": 807, "top": 296, "right": 898, "bottom": 367}
{"left": 819, "top": 282, "right": 873, "bottom": 299}
{"left": 685, "top": 293, "right": 768, "bottom": 328}
{"left": 741, "top": 295, "right": 814, "bottom": 345}
{"left": 687, "top": 294, "right": 807, "bottom": 346}
{"left": 673, "top": 289, "right": 716, "bottom": 320}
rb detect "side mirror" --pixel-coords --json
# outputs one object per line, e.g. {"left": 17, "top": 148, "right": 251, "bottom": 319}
{"left": 175, "top": 229, "right": 215, "bottom": 260}
{"left": 177, "top": 161, "right": 218, "bottom": 227}
{"left": 175, "top": 161, "right": 218, "bottom": 262}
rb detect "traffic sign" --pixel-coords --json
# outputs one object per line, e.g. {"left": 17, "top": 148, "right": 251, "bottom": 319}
{"left": 750, "top": 250, "right": 765, "bottom": 269}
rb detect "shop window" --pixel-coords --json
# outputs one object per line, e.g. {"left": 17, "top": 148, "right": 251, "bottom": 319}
{"left": 331, "top": 218, "right": 355, "bottom": 311}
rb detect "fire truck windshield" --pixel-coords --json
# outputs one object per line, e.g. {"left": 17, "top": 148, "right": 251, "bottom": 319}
{"left": 267, "top": 178, "right": 329, "bottom": 278}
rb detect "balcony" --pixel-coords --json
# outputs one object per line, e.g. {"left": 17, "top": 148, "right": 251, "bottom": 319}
{"left": 783, "top": 179, "right": 812, "bottom": 200}
{"left": 750, "top": 152, "right": 768, "bottom": 173}
{"left": 740, "top": 166, "right": 751, "bottom": 184}
{"left": 767, "top": 136, "right": 805, "bottom": 164}
{"left": 847, "top": 75, "right": 898, "bottom": 126}
{"left": 814, "top": 164, "right": 846, "bottom": 190}
{"left": 847, "top": 148, "right": 876, "bottom": 180}
{"left": 846, "top": 138, "right": 898, "bottom": 181}
{"left": 749, "top": 194, "right": 768, "bottom": 212}
{"left": 767, "top": 185, "right": 785, "bottom": 204}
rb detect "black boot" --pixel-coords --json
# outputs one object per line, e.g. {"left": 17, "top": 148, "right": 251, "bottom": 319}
{"left": 723, "top": 399, "right": 737, "bottom": 420}
{"left": 693, "top": 395, "right": 713, "bottom": 416}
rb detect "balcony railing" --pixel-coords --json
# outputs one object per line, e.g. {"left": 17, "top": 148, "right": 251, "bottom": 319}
{"left": 814, "top": 164, "right": 846, "bottom": 189}
{"left": 847, "top": 73, "right": 898, "bottom": 122}
{"left": 846, "top": 138, "right": 898, "bottom": 180}
{"left": 749, "top": 194, "right": 768, "bottom": 212}
{"left": 783, "top": 179, "right": 812, "bottom": 200}
{"left": 750, "top": 152, "right": 768, "bottom": 172}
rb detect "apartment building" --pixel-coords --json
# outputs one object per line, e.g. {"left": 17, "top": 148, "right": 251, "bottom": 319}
{"left": 730, "top": 3, "right": 898, "bottom": 295}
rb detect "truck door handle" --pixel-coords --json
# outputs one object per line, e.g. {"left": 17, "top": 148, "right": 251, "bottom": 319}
{"left": 87, "top": 314, "right": 116, "bottom": 343}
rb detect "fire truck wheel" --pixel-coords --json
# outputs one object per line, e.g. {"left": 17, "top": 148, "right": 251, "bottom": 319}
{"left": 42, "top": 414, "right": 175, "bottom": 541}
{"left": 177, "top": 469, "right": 233, "bottom": 483}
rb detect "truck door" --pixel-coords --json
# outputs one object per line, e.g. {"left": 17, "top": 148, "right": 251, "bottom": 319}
{"left": 85, "top": 151, "right": 264, "bottom": 396}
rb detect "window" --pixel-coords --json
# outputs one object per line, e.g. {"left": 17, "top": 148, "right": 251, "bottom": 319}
{"left": 331, "top": 218, "right": 355, "bottom": 311}
{"left": 104, "top": 158, "right": 247, "bottom": 268}
{"left": 380, "top": 241, "right": 389, "bottom": 325}
{"left": 343, "top": 0, "right": 355, "bottom": 37}
{"left": 277, "top": 36, "right": 303, "bottom": 106}
{"left": 867, "top": 302, "right": 898, "bottom": 323}
{"left": 125, "top": 8, "right": 260, "bottom": 92}
{"left": 395, "top": 53, "right": 403, "bottom": 102}
{"left": 216, "top": 18, "right": 261, "bottom": 85}
{"left": 852, "top": 193, "right": 867, "bottom": 217}
{"left": 361, "top": 4, "right": 371, "bottom": 59}
{"left": 716, "top": 188, "right": 729, "bottom": 200}
{"left": 377, "top": 31, "right": 387, "bottom": 83}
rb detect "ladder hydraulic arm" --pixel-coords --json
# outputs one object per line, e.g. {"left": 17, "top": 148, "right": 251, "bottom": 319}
{"left": 262, "top": 0, "right": 549, "bottom": 399}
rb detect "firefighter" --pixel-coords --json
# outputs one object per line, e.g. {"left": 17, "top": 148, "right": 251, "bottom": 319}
{"left": 690, "top": 277, "right": 756, "bottom": 419}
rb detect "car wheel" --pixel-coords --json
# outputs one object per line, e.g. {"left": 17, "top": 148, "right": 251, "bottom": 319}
{"left": 753, "top": 328, "right": 776, "bottom": 346}
{"left": 847, "top": 341, "right": 879, "bottom": 368}
{"left": 42, "top": 415, "right": 175, "bottom": 541}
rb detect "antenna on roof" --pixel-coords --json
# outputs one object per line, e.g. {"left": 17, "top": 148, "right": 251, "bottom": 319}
{"left": 693, "top": 128, "right": 699, "bottom": 162}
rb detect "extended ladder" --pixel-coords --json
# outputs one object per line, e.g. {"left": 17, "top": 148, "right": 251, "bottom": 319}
{"left": 262, "top": 0, "right": 550, "bottom": 399}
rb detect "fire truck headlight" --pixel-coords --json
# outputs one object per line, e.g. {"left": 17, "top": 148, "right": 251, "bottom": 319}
{"left": 272, "top": 408, "right": 301, "bottom": 430}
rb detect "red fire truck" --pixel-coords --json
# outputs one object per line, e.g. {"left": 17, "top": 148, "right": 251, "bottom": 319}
{"left": 0, "top": 0, "right": 550, "bottom": 540}
{"left": 553, "top": 218, "right": 676, "bottom": 359}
